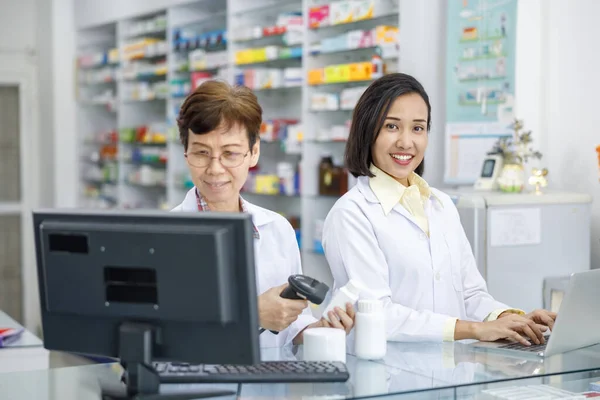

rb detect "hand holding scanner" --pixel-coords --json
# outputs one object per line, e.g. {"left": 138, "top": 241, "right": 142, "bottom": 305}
{"left": 264, "top": 275, "right": 330, "bottom": 335}
{"left": 280, "top": 274, "right": 329, "bottom": 304}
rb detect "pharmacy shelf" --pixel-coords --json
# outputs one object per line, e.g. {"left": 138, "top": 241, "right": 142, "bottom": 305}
{"left": 253, "top": 86, "right": 303, "bottom": 93}
{"left": 231, "top": 0, "right": 300, "bottom": 16}
{"left": 308, "top": 11, "right": 399, "bottom": 32}
{"left": 74, "top": 0, "right": 401, "bottom": 268}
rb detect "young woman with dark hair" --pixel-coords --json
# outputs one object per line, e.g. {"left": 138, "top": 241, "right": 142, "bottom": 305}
{"left": 322, "top": 73, "right": 555, "bottom": 345}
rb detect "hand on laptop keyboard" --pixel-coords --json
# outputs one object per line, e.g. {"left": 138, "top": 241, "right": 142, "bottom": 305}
{"left": 473, "top": 314, "right": 548, "bottom": 346}
{"left": 521, "top": 309, "right": 557, "bottom": 332}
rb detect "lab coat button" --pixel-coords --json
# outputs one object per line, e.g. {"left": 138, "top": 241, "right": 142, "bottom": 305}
{"left": 435, "top": 272, "right": 441, "bottom": 280}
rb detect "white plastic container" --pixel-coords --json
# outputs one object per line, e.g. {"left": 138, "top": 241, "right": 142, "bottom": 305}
{"left": 322, "top": 279, "right": 363, "bottom": 322}
{"left": 354, "top": 299, "right": 386, "bottom": 360}
{"left": 277, "top": 162, "right": 295, "bottom": 196}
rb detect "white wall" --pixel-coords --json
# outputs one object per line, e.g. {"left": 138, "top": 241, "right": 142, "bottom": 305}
{"left": 399, "top": 0, "right": 447, "bottom": 186}
{"left": 52, "top": 0, "right": 78, "bottom": 208}
{"left": 0, "top": 0, "right": 54, "bottom": 206}
{"left": 514, "top": 0, "right": 544, "bottom": 155}
{"left": 542, "top": 0, "right": 600, "bottom": 269}
{"left": 0, "top": 0, "right": 50, "bottom": 332}
{"left": 0, "top": 0, "right": 36, "bottom": 51}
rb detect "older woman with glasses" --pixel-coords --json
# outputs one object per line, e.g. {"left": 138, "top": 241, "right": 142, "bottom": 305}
{"left": 172, "top": 80, "right": 355, "bottom": 347}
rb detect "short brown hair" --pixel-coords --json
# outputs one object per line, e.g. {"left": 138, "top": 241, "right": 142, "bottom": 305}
{"left": 177, "top": 80, "right": 262, "bottom": 150}
{"left": 345, "top": 73, "right": 431, "bottom": 178}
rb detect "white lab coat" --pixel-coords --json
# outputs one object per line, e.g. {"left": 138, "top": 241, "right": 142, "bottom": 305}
{"left": 172, "top": 188, "right": 316, "bottom": 347}
{"left": 322, "top": 177, "right": 510, "bottom": 342}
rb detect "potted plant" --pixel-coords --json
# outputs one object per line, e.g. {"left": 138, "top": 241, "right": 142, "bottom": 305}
{"left": 491, "top": 119, "right": 543, "bottom": 193}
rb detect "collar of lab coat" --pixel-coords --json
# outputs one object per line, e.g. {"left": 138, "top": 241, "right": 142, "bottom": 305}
{"left": 362, "top": 166, "right": 443, "bottom": 212}
{"left": 367, "top": 164, "right": 441, "bottom": 215}
{"left": 176, "top": 188, "right": 274, "bottom": 227}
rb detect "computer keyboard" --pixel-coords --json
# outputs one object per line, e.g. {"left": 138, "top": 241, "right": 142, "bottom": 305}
{"left": 498, "top": 335, "right": 551, "bottom": 354}
{"left": 153, "top": 361, "right": 350, "bottom": 384}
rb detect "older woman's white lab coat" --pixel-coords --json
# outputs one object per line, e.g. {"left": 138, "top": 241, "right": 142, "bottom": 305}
{"left": 322, "top": 177, "right": 510, "bottom": 342}
{"left": 173, "top": 188, "right": 316, "bottom": 347}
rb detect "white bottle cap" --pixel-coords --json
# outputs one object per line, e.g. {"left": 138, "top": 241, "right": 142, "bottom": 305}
{"left": 358, "top": 299, "right": 383, "bottom": 314}
{"left": 344, "top": 279, "right": 364, "bottom": 296}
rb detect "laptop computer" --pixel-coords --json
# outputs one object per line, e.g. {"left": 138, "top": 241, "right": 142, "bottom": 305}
{"left": 471, "top": 269, "right": 600, "bottom": 357}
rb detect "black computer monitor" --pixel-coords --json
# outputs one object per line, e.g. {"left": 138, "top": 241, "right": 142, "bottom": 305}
{"left": 33, "top": 209, "right": 260, "bottom": 398}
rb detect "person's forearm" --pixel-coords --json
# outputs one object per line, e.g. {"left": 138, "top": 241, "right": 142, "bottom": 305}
{"left": 454, "top": 320, "right": 479, "bottom": 341}
{"left": 292, "top": 331, "right": 304, "bottom": 345}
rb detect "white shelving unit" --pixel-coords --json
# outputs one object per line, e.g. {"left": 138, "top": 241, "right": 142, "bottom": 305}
{"left": 76, "top": 23, "right": 120, "bottom": 209}
{"left": 300, "top": 0, "right": 399, "bottom": 282}
{"left": 74, "top": 0, "right": 400, "bottom": 281}
{"left": 117, "top": 11, "right": 169, "bottom": 210}
{"left": 167, "top": 0, "right": 230, "bottom": 208}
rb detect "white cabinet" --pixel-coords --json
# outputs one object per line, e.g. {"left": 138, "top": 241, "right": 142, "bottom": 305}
{"left": 445, "top": 189, "right": 592, "bottom": 312}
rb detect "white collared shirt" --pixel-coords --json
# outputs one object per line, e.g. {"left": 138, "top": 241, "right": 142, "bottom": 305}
{"left": 172, "top": 188, "right": 316, "bottom": 347}
{"left": 321, "top": 176, "right": 513, "bottom": 342}
{"left": 368, "top": 165, "right": 443, "bottom": 236}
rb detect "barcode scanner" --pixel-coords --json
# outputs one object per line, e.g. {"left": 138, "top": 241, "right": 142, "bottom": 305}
{"left": 280, "top": 274, "right": 329, "bottom": 304}
{"left": 261, "top": 275, "right": 330, "bottom": 335}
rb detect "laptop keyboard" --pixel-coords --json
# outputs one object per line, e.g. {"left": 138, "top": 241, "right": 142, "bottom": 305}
{"left": 498, "top": 335, "right": 550, "bottom": 353}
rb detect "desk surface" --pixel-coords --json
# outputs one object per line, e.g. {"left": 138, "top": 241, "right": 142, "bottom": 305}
{"left": 0, "top": 311, "right": 43, "bottom": 348}
{"left": 1, "top": 342, "right": 600, "bottom": 399}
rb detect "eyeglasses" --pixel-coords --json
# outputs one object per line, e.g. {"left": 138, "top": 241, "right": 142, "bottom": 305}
{"left": 184, "top": 150, "right": 251, "bottom": 168}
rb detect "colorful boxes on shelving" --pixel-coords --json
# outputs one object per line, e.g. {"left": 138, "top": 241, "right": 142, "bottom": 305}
{"left": 173, "top": 28, "right": 227, "bottom": 51}
{"left": 374, "top": 25, "right": 399, "bottom": 44}
{"left": 308, "top": 68, "right": 325, "bottom": 85}
{"left": 353, "top": 0, "right": 375, "bottom": 21}
{"left": 260, "top": 119, "right": 300, "bottom": 142}
{"left": 309, "top": 5, "right": 330, "bottom": 28}
{"left": 347, "top": 29, "right": 375, "bottom": 49}
{"left": 191, "top": 72, "right": 214, "bottom": 90}
{"left": 309, "top": 0, "right": 390, "bottom": 28}
{"left": 340, "top": 86, "right": 369, "bottom": 109}
{"left": 283, "top": 68, "right": 303, "bottom": 87}
{"left": 122, "top": 38, "right": 167, "bottom": 61}
{"left": 235, "top": 47, "right": 269, "bottom": 65}
{"left": 310, "top": 61, "right": 373, "bottom": 85}
{"left": 263, "top": 25, "right": 287, "bottom": 37}
{"left": 188, "top": 49, "right": 228, "bottom": 72}
{"left": 324, "top": 64, "right": 351, "bottom": 83}
{"left": 279, "top": 46, "right": 302, "bottom": 59}
{"left": 236, "top": 68, "right": 301, "bottom": 90}
{"left": 108, "top": 48, "right": 120, "bottom": 64}
{"left": 349, "top": 62, "right": 373, "bottom": 81}
{"left": 235, "top": 45, "right": 301, "bottom": 65}
{"left": 310, "top": 93, "right": 340, "bottom": 111}
{"left": 330, "top": 1, "right": 354, "bottom": 25}
{"left": 255, "top": 175, "right": 280, "bottom": 195}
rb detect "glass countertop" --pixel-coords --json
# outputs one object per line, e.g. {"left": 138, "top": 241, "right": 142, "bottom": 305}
{"left": 1, "top": 341, "right": 600, "bottom": 399}
{"left": 0, "top": 311, "right": 43, "bottom": 349}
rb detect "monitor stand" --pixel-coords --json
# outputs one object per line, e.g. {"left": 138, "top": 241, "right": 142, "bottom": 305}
{"left": 101, "top": 322, "right": 236, "bottom": 400}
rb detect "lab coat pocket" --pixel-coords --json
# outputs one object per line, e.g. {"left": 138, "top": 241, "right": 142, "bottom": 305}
{"left": 443, "top": 233, "right": 464, "bottom": 292}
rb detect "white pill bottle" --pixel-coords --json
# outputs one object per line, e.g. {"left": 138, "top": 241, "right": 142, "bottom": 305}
{"left": 322, "top": 279, "right": 363, "bottom": 322}
{"left": 354, "top": 299, "right": 386, "bottom": 360}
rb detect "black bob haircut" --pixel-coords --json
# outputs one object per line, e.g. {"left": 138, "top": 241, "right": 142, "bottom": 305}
{"left": 345, "top": 73, "right": 431, "bottom": 178}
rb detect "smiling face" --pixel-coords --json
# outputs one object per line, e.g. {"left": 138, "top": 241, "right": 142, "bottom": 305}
{"left": 186, "top": 122, "right": 260, "bottom": 211}
{"left": 371, "top": 92, "right": 429, "bottom": 186}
